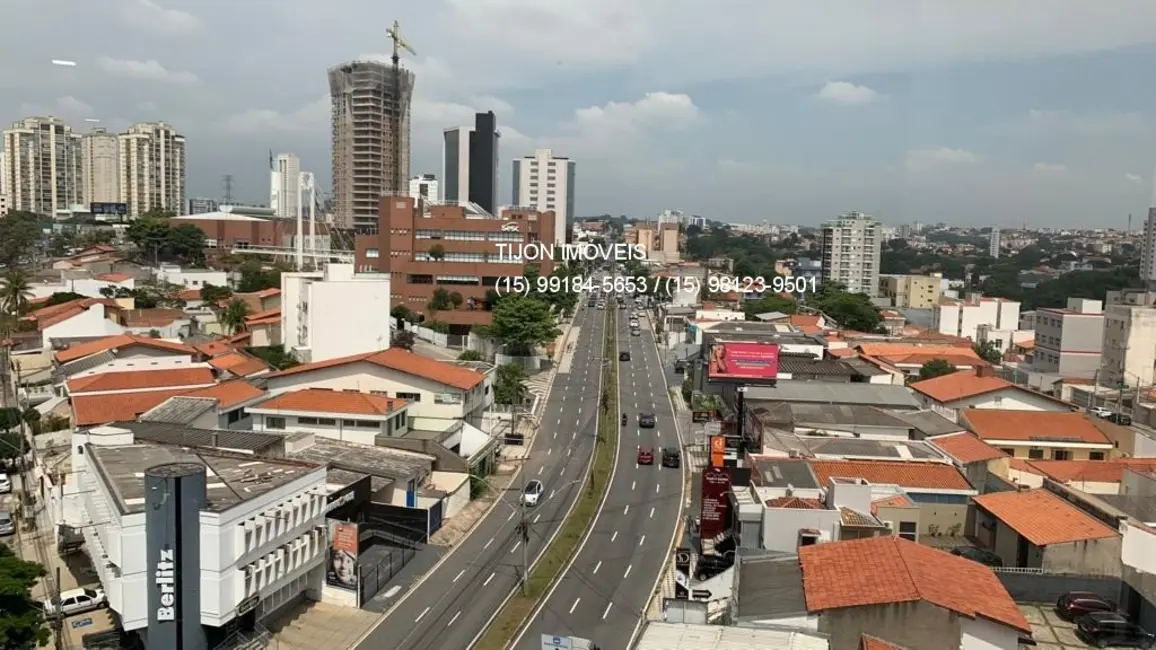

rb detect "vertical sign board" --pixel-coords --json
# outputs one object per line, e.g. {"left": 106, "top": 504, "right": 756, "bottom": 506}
{"left": 699, "top": 467, "right": 732, "bottom": 542}
{"left": 709, "top": 436, "right": 725, "bottom": 468}
{"left": 326, "top": 520, "right": 360, "bottom": 592}
{"left": 146, "top": 463, "right": 208, "bottom": 650}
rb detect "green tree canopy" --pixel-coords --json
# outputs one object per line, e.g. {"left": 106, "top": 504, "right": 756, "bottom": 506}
{"left": 0, "top": 212, "right": 43, "bottom": 268}
{"left": 972, "top": 341, "right": 1002, "bottom": 364}
{"left": 488, "top": 296, "right": 560, "bottom": 355}
{"left": 237, "top": 262, "right": 281, "bottom": 293}
{"left": 391, "top": 329, "right": 415, "bottom": 351}
{"left": 0, "top": 543, "right": 49, "bottom": 649}
{"left": 918, "top": 358, "right": 957, "bottom": 381}
{"left": 127, "top": 216, "right": 207, "bottom": 266}
{"left": 199, "top": 283, "right": 232, "bottom": 303}
{"left": 493, "top": 363, "right": 528, "bottom": 405}
{"left": 221, "top": 298, "right": 252, "bottom": 334}
{"left": 808, "top": 281, "right": 882, "bottom": 332}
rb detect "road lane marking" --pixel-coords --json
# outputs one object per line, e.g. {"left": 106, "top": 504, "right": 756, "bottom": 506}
{"left": 650, "top": 506, "right": 655, "bottom": 518}
{"left": 538, "top": 466, "right": 544, "bottom": 476}
{"left": 656, "top": 483, "right": 660, "bottom": 493}
{"left": 484, "top": 572, "right": 495, "bottom": 586}
{"left": 549, "top": 489, "right": 555, "bottom": 500}
{"left": 593, "top": 560, "right": 602, "bottom": 574}
{"left": 484, "top": 537, "right": 493, "bottom": 550}
{"left": 631, "top": 481, "right": 636, "bottom": 490}
{"left": 624, "top": 565, "right": 632, "bottom": 578}
{"left": 611, "top": 531, "right": 618, "bottom": 542}
{"left": 507, "top": 511, "right": 515, "bottom": 521}
{"left": 557, "top": 418, "right": 561, "bottom": 425}
{"left": 453, "top": 569, "right": 465, "bottom": 583}
{"left": 548, "top": 448, "right": 552, "bottom": 455}
{"left": 534, "top": 514, "right": 541, "bottom": 523}
{"left": 576, "top": 419, "right": 580, "bottom": 426}
{"left": 567, "top": 448, "right": 572, "bottom": 456}
{"left": 553, "top": 431, "right": 557, "bottom": 439}
{"left": 415, "top": 607, "right": 430, "bottom": 622}
{"left": 639, "top": 535, "right": 646, "bottom": 546}
{"left": 511, "top": 541, "right": 521, "bottom": 553}
{"left": 569, "top": 598, "right": 581, "bottom": 614}
{"left": 447, "top": 610, "right": 461, "bottom": 626}
{"left": 602, "top": 602, "right": 613, "bottom": 620}
{"left": 624, "top": 505, "right": 629, "bottom": 514}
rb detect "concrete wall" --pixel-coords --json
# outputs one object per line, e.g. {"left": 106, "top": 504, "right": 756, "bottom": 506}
{"left": 820, "top": 600, "right": 961, "bottom": 650}
{"left": 994, "top": 569, "right": 1122, "bottom": 605}
{"left": 1043, "top": 538, "right": 1123, "bottom": 577}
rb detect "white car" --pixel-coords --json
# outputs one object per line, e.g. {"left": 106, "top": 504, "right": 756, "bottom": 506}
{"left": 0, "top": 472, "right": 10, "bottom": 494}
{"left": 43, "top": 587, "right": 106, "bottom": 618}
{"left": 1090, "top": 407, "right": 1113, "bottom": 418}
{"left": 521, "top": 480, "right": 544, "bottom": 507}
{"left": 0, "top": 511, "right": 14, "bottom": 536}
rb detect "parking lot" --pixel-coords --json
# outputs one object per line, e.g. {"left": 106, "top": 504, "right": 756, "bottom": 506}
{"left": 1020, "top": 604, "right": 1094, "bottom": 650}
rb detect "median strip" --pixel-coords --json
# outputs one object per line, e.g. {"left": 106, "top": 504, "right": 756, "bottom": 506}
{"left": 474, "top": 307, "right": 618, "bottom": 649}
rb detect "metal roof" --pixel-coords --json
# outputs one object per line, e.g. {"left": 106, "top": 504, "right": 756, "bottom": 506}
{"left": 743, "top": 383, "right": 920, "bottom": 410}
{"left": 111, "top": 421, "right": 284, "bottom": 453}
{"left": 139, "top": 397, "right": 218, "bottom": 425}
{"left": 636, "top": 622, "right": 828, "bottom": 650}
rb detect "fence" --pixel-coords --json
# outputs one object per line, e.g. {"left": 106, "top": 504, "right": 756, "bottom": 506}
{"left": 358, "top": 544, "right": 416, "bottom": 605}
{"left": 991, "top": 566, "right": 1122, "bottom": 604}
{"left": 210, "top": 623, "right": 276, "bottom": 650}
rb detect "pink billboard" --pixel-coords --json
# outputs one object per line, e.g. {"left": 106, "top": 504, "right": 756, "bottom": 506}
{"left": 707, "top": 342, "right": 780, "bottom": 381}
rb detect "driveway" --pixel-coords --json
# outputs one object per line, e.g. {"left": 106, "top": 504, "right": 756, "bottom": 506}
{"left": 1020, "top": 604, "right": 1093, "bottom": 650}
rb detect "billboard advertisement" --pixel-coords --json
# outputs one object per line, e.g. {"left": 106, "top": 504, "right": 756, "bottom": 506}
{"left": 691, "top": 411, "right": 713, "bottom": 424}
{"left": 145, "top": 462, "right": 207, "bottom": 650}
{"left": 709, "top": 436, "right": 726, "bottom": 468}
{"left": 699, "top": 467, "right": 732, "bottom": 542}
{"left": 90, "top": 202, "right": 128, "bottom": 215}
{"left": 707, "top": 342, "right": 780, "bottom": 382}
{"left": 327, "top": 520, "right": 360, "bottom": 591}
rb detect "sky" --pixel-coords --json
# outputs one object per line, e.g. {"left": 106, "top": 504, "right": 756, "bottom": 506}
{"left": 4, "top": 0, "right": 1156, "bottom": 228}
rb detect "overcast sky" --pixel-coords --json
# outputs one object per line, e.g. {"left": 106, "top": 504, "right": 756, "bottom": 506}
{"left": 4, "top": 0, "right": 1156, "bottom": 227}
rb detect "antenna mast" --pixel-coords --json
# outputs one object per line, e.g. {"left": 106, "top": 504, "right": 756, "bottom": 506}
{"left": 386, "top": 20, "right": 416, "bottom": 197}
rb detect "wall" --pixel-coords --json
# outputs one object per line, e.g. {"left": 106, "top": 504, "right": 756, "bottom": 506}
{"left": 906, "top": 493, "right": 971, "bottom": 538}
{"left": 308, "top": 276, "right": 391, "bottom": 362}
{"left": 761, "top": 507, "right": 840, "bottom": 553}
{"left": 1042, "top": 538, "right": 1123, "bottom": 576}
{"left": 961, "top": 615, "right": 1022, "bottom": 650}
{"left": 928, "top": 388, "right": 1069, "bottom": 423}
{"left": 29, "top": 276, "right": 136, "bottom": 300}
{"left": 156, "top": 267, "right": 228, "bottom": 288}
{"left": 251, "top": 410, "right": 405, "bottom": 446}
{"left": 821, "top": 600, "right": 961, "bottom": 650}
{"left": 65, "top": 354, "right": 200, "bottom": 380}
{"left": 43, "top": 304, "right": 124, "bottom": 341}
{"left": 429, "top": 471, "right": 470, "bottom": 518}
{"left": 993, "top": 568, "right": 1122, "bottom": 604}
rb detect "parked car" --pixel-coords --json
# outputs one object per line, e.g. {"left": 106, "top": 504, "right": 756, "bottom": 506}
{"left": 43, "top": 587, "right": 106, "bottom": 618}
{"left": 637, "top": 446, "right": 654, "bottom": 465}
{"left": 1109, "top": 413, "right": 1134, "bottom": 426}
{"left": 619, "top": 351, "right": 631, "bottom": 361}
{"left": 1090, "top": 407, "right": 1113, "bottom": 418}
{"left": 1075, "top": 612, "right": 1155, "bottom": 648}
{"left": 631, "top": 328, "right": 641, "bottom": 336}
{"left": 950, "top": 546, "right": 1003, "bottom": 568}
{"left": 661, "top": 448, "right": 681, "bottom": 468}
{"left": 1056, "top": 591, "right": 1120, "bottom": 621}
{"left": 521, "top": 480, "right": 544, "bottom": 507}
{"left": 638, "top": 413, "right": 656, "bottom": 428}
{"left": 0, "top": 511, "right": 14, "bottom": 536}
{"left": 0, "top": 472, "right": 11, "bottom": 494}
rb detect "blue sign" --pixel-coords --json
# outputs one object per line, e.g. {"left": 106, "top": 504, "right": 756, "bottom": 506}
{"left": 541, "top": 635, "right": 572, "bottom": 650}
{"left": 71, "top": 617, "right": 94, "bottom": 629}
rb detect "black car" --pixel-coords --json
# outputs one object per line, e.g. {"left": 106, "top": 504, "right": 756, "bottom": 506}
{"left": 1109, "top": 412, "right": 1134, "bottom": 426}
{"left": 1056, "top": 591, "right": 1120, "bottom": 621}
{"left": 661, "top": 447, "right": 680, "bottom": 468}
{"left": 950, "top": 546, "right": 1003, "bottom": 568}
{"left": 1076, "top": 612, "right": 1155, "bottom": 648}
{"left": 619, "top": 351, "right": 631, "bottom": 361}
{"left": 638, "top": 413, "right": 656, "bottom": 428}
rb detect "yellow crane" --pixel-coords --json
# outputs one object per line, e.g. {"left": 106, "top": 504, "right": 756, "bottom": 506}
{"left": 386, "top": 20, "right": 416, "bottom": 67}
{"left": 386, "top": 20, "right": 415, "bottom": 194}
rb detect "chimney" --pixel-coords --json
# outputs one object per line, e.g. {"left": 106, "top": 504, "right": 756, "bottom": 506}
{"left": 975, "top": 365, "right": 994, "bottom": 378}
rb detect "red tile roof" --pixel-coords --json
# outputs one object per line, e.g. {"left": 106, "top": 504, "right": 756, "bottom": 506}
{"left": 25, "top": 298, "right": 113, "bottom": 329}
{"left": 972, "top": 489, "right": 1120, "bottom": 546}
{"left": 117, "top": 308, "right": 184, "bottom": 328}
{"left": 799, "top": 536, "right": 1030, "bottom": 634}
{"left": 244, "top": 308, "right": 281, "bottom": 326}
{"left": 67, "top": 367, "right": 216, "bottom": 394}
{"left": 207, "top": 351, "right": 269, "bottom": 377}
{"left": 765, "top": 496, "right": 823, "bottom": 509}
{"left": 193, "top": 340, "right": 234, "bottom": 357}
{"left": 928, "top": 433, "right": 1008, "bottom": 465}
{"left": 270, "top": 348, "right": 484, "bottom": 391}
{"left": 962, "top": 410, "right": 1110, "bottom": 445}
{"left": 861, "top": 635, "right": 907, "bottom": 650}
{"left": 254, "top": 388, "right": 406, "bottom": 416}
{"left": 72, "top": 389, "right": 192, "bottom": 426}
{"left": 809, "top": 459, "right": 973, "bottom": 491}
{"left": 910, "top": 370, "right": 1016, "bottom": 403}
{"left": 94, "top": 272, "right": 133, "bottom": 283}
{"left": 254, "top": 288, "right": 281, "bottom": 299}
{"left": 1026, "top": 459, "right": 1156, "bottom": 484}
{"left": 180, "top": 380, "right": 266, "bottom": 408}
{"left": 55, "top": 334, "right": 196, "bottom": 363}
{"left": 870, "top": 494, "right": 914, "bottom": 515}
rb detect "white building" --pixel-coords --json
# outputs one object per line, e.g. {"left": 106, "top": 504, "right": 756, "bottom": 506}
{"left": 819, "top": 211, "right": 882, "bottom": 296}
{"left": 81, "top": 127, "right": 120, "bottom": 207}
{"left": 408, "top": 174, "right": 438, "bottom": 203}
{"left": 1142, "top": 207, "right": 1156, "bottom": 289}
{"left": 248, "top": 387, "right": 411, "bottom": 446}
{"left": 281, "top": 263, "right": 390, "bottom": 364}
{"left": 512, "top": 148, "right": 576, "bottom": 246}
{"left": 118, "top": 122, "right": 186, "bottom": 218}
{"left": 989, "top": 227, "right": 1001, "bottom": 259}
{"left": 933, "top": 295, "right": 1020, "bottom": 342}
{"left": 155, "top": 264, "right": 228, "bottom": 289}
{"left": 1103, "top": 290, "right": 1156, "bottom": 388}
{"left": 910, "top": 368, "right": 1072, "bottom": 423}
{"left": 2, "top": 116, "right": 83, "bottom": 215}
{"left": 270, "top": 153, "right": 301, "bottom": 219}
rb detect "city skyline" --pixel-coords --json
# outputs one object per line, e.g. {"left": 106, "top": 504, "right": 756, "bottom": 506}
{"left": 2, "top": 1, "right": 1156, "bottom": 226}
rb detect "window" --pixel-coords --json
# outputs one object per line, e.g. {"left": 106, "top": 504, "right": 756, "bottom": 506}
{"left": 898, "top": 521, "right": 918, "bottom": 542}
{"left": 397, "top": 392, "right": 421, "bottom": 402}
{"left": 1090, "top": 451, "right": 1106, "bottom": 461}
{"left": 1028, "top": 448, "right": 1045, "bottom": 460}
{"left": 299, "top": 417, "right": 318, "bottom": 425}
{"left": 1052, "top": 449, "right": 1071, "bottom": 460}
{"left": 266, "top": 416, "right": 286, "bottom": 430}
{"left": 366, "top": 248, "right": 380, "bottom": 258}
{"left": 317, "top": 418, "right": 337, "bottom": 426}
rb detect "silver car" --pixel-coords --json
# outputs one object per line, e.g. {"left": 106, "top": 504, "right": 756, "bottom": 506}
{"left": 0, "top": 511, "right": 14, "bottom": 536}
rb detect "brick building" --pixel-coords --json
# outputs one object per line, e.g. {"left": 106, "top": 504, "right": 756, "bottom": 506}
{"left": 169, "top": 212, "right": 331, "bottom": 251}
{"left": 355, "top": 196, "right": 556, "bottom": 327}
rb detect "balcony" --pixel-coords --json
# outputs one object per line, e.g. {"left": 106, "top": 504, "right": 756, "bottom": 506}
{"left": 18, "top": 383, "right": 57, "bottom": 405}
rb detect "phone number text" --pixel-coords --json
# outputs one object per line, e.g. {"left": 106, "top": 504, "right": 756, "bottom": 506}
{"left": 494, "top": 274, "right": 816, "bottom": 298}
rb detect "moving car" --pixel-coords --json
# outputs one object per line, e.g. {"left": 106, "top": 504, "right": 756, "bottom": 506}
{"left": 1075, "top": 612, "right": 1155, "bottom": 648}
{"left": 950, "top": 546, "right": 1003, "bottom": 568}
{"left": 1056, "top": 591, "right": 1120, "bottom": 621}
{"left": 661, "top": 447, "right": 681, "bottom": 468}
{"left": 521, "top": 480, "right": 544, "bottom": 507}
{"left": 0, "top": 472, "right": 10, "bottom": 494}
{"left": 631, "top": 328, "right": 641, "bottom": 336}
{"left": 1109, "top": 412, "right": 1134, "bottom": 426}
{"left": 0, "top": 511, "right": 14, "bottom": 536}
{"left": 620, "top": 351, "right": 631, "bottom": 361}
{"left": 638, "top": 413, "right": 656, "bottom": 428}
{"left": 1091, "top": 407, "right": 1113, "bottom": 418}
{"left": 637, "top": 446, "right": 654, "bottom": 465}
{"left": 43, "top": 587, "right": 106, "bottom": 618}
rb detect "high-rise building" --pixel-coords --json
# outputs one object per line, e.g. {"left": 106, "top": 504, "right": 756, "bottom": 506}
{"left": 1142, "top": 208, "right": 1156, "bottom": 289}
{"left": 408, "top": 174, "right": 438, "bottom": 202}
{"left": 81, "top": 127, "right": 120, "bottom": 208}
{"left": 2, "top": 116, "right": 83, "bottom": 215}
{"left": 118, "top": 122, "right": 185, "bottom": 218}
{"left": 270, "top": 153, "right": 301, "bottom": 219}
{"left": 820, "top": 210, "right": 882, "bottom": 296}
{"left": 989, "top": 227, "right": 1001, "bottom": 259}
{"left": 512, "top": 148, "right": 576, "bottom": 245}
{"left": 328, "top": 60, "right": 415, "bottom": 230}
{"left": 441, "top": 112, "right": 500, "bottom": 213}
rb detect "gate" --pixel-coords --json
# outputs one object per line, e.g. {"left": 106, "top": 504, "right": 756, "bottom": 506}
{"left": 428, "top": 499, "right": 444, "bottom": 535}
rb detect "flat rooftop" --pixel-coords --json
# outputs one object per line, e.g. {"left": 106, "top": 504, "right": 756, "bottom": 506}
{"left": 110, "top": 421, "right": 284, "bottom": 455}
{"left": 751, "top": 458, "right": 820, "bottom": 490}
{"left": 288, "top": 436, "right": 434, "bottom": 483}
{"left": 88, "top": 443, "right": 321, "bottom": 514}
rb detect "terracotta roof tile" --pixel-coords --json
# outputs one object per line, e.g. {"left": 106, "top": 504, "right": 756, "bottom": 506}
{"left": 972, "top": 489, "right": 1120, "bottom": 546}
{"left": 176, "top": 288, "right": 203, "bottom": 301}
{"left": 870, "top": 494, "right": 914, "bottom": 515}
{"left": 181, "top": 380, "right": 266, "bottom": 408}
{"left": 26, "top": 298, "right": 107, "bottom": 329}
{"left": 799, "top": 536, "right": 1030, "bottom": 634}
{"left": 765, "top": 496, "right": 823, "bottom": 509}
{"left": 1026, "top": 459, "right": 1156, "bottom": 484}
{"left": 119, "top": 308, "right": 184, "bottom": 327}
{"left": 254, "top": 288, "right": 281, "bottom": 299}
{"left": 809, "top": 459, "right": 973, "bottom": 491}
{"left": 193, "top": 340, "right": 234, "bottom": 357}
{"left": 207, "top": 351, "right": 269, "bottom": 377}
{"left": 270, "top": 348, "right": 484, "bottom": 391}
{"left": 254, "top": 388, "right": 406, "bottom": 416}
{"left": 93, "top": 272, "right": 133, "bottom": 282}
{"left": 857, "top": 343, "right": 976, "bottom": 358}
{"left": 55, "top": 334, "right": 196, "bottom": 363}
{"left": 928, "top": 433, "right": 1008, "bottom": 465}
{"left": 910, "top": 370, "right": 1015, "bottom": 403}
{"left": 887, "top": 352, "right": 988, "bottom": 367}
{"left": 861, "top": 635, "right": 907, "bottom": 650}
{"left": 245, "top": 307, "right": 281, "bottom": 326}
{"left": 962, "top": 410, "right": 1109, "bottom": 445}
{"left": 1008, "top": 457, "right": 1044, "bottom": 475}
{"left": 67, "top": 367, "right": 216, "bottom": 394}
{"left": 72, "top": 389, "right": 193, "bottom": 426}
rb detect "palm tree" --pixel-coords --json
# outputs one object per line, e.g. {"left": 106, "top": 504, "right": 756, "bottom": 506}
{"left": 0, "top": 270, "right": 33, "bottom": 316}
{"left": 220, "top": 298, "right": 252, "bottom": 334}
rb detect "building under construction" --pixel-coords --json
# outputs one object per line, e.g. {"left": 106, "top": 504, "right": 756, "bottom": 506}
{"left": 327, "top": 60, "right": 415, "bottom": 231}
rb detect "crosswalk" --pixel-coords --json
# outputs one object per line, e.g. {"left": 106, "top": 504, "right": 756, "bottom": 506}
{"left": 525, "top": 373, "right": 553, "bottom": 404}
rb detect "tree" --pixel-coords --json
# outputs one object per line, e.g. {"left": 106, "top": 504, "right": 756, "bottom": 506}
{"left": 918, "top": 359, "right": 957, "bottom": 381}
{"left": 488, "top": 296, "right": 560, "bottom": 355}
{"left": 0, "top": 431, "right": 24, "bottom": 461}
{"left": 428, "top": 288, "right": 453, "bottom": 312}
{"left": 493, "top": 363, "right": 528, "bottom": 405}
{"left": 809, "top": 282, "right": 881, "bottom": 332}
{"left": 220, "top": 298, "right": 251, "bottom": 334}
{"left": 449, "top": 291, "right": 464, "bottom": 310}
{"left": 0, "top": 211, "right": 42, "bottom": 268}
{"left": 237, "top": 262, "right": 280, "bottom": 293}
{"left": 166, "top": 224, "right": 207, "bottom": 264}
{"left": 391, "top": 329, "right": 415, "bottom": 351}
{"left": 199, "top": 283, "right": 232, "bottom": 303}
{"left": 42, "top": 292, "right": 84, "bottom": 307}
{"left": 391, "top": 305, "right": 416, "bottom": 323}
{"left": 0, "top": 543, "right": 49, "bottom": 649}
{"left": 458, "top": 349, "right": 483, "bottom": 361}
{"left": 0, "top": 270, "right": 34, "bottom": 315}
{"left": 972, "top": 341, "right": 1003, "bottom": 364}
{"left": 428, "top": 244, "right": 446, "bottom": 261}
{"left": 125, "top": 216, "right": 170, "bottom": 262}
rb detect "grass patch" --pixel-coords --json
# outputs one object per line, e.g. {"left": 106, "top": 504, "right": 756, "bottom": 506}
{"left": 474, "top": 308, "right": 618, "bottom": 650}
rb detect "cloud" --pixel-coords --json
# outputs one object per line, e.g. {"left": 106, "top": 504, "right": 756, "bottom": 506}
{"left": 1032, "top": 162, "right": 1068, "bottom": 172}
{"left": 96, "top": 56, "right": 199, "bottom": 84}
{"left": 20, "top": 96, "right": 94, "bottom": 117}
{"left": 816, "top": 81, "right": 880, "bottom": 105}
{"left": 1023, "top": 109, "right": 1148, "bottom": 136}
{"left": 905, "top": 147, "right": 984, "bottom": 172}
{"left": 1126, "top": 173, "right": 1145, "bottom": 184}
{"left": 119, "top": 0, "right": 204, "bottom": 37}
{"left": 568, "top": 92, "right": 700, "bottom": 134}
{"left": 223, "top": 96, "right": 329, "bottom": 134}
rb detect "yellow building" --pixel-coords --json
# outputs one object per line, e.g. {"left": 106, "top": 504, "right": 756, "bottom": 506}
{"left": 879, "top": 274, "right": 940, "bottom": 308}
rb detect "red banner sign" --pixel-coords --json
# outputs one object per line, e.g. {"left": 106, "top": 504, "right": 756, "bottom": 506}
{"left": 707, "top": 342, "right": 780, "bottom": 381}
{"left": 699, "top": 467, "right": 732, "bottom": 542}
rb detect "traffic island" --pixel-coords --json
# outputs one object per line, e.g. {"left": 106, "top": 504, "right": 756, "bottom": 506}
{"left": 474, "top": 307, "right": 618, "bottom": 650}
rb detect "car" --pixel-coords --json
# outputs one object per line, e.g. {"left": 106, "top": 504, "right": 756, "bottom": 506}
{"left": 1056, "top": 591, "right": 1120, "bottom": 621}
{"left": 43, "top": 587, "right": 106, "bottom": 618}
{"left": 620, "top": 351, "right": 631, "bottom": 361}
{"left": 0, "top": 511, "right": 14, "bottom": 536}
{"left": 638, "top": 413, "right": 656, "bottom": 428}
{"left": 618, "top": 302, "right": 626, "bottom": 309}
{"left": 1075, "top": 612, "right": 1155, "bottom": 648}
{"left": 0, "top": 472, "right": 10, "bottom": 494}
{"left": 637, "top": 446, "right": 654, "bottom": 465}
{"left": 629, "top": 320, "right": 639, "bottom": 328}
{"left": 1091, "top": 407, "right": 1113, "bottom": 418}
{"left": 950, "top": 546, "right": 1003, "bottom": 567}
{"left": 521, "top": 480, "right": 544, "bottom": 507}
{"left": 674, "top": 361, "right": 686, "bottom": 374}
{"left": 661, "top": 447, "right": 681, "bottom": 468}
{"left": 1110, "top": 412, "right": 1134, "bottom": 426}
{"left": 631, "top": 329, "right": 641, "bottom": 336}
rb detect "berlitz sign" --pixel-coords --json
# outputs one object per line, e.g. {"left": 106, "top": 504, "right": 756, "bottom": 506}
{"left": 156, "top": 547, "right": 176, "bottom": 621}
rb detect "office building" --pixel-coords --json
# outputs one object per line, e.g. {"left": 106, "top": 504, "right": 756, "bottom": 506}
{"left": 2, "top": 116, "right": 83, "bottom": 215}
{"left": 880, "top": 274, "right": 941, "bottom": 309}
{"left": 0, "top": 155, "right": 6, "bottom": 215}
{"left": 989, "top": 227, "right": 1001, "bottom": 259}
{"left": 1031, "top": 298, "right": 1105, "bottom": 379}
{"left": 328, "top": 60, "right": 415, "bottom": 230}
{"left": 270, "top": 153, "right": 301, "bottom": 219}
{"left": 408, "top": 174, "right": 438, "bottom": 202}
{"left": 512, "top": 148, "right": 576, "bottom": 245}
{"left": 441, "top": 112, "right": 499, "bottom": 213}
{"left": 354, "top": 196, "right": 556, "bottom": 327}
{"left": 118, "top": 122, "right": 186, "bottom": 218}
{"left": 188, "top": 197, "right": 218, "bottom": 215}
{"left": 820, "top": 210, "right": 882, "bottom": 296}
{"left": 81, "top": 127, "right": 120, "bottom": 207}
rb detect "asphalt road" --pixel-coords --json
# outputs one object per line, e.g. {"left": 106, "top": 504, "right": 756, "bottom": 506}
{"left": 513, "top": 301, "right": 684, "bottom": 650}
{"left": 353, "top": 301, "right": 607, "bottom": 650}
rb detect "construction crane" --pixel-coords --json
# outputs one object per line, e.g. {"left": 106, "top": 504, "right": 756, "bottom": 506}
{"left": 386, "top": 20, "right": 415, "bottom": 196}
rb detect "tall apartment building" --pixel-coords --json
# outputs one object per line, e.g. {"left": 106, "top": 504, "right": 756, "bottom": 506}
{"left": 2, "top": 116, "right": 83, "bottom": 215}
{"left": 880, "top": 274, "right": 940, "bottom": 308}
{"left": 441, "top": 112, "right": 499, "bottom": 213}
{"left": 1141, "top": 208, "right": 1156, "bottom": 289}
{"left": 0, "top": 155, "right": 6, "bottom": 215}
{"left": 820, "top": 210, "right": 882, "bottom": 296}
{"left": 1031, "top": 298, "right": 1105, "bottom": 379}
{"left": 270, "top": 153, "right": 301, "bottom": 219}
{"left": 408, "top": 174, "right": 438, "bottom": 202}
{"left": 989, "top": 227, "right": 1001, "bottom": 259}
{"left": 1102, "top": 290, "right": 1156, "bottom": 388}
{"left": 354, "top": 196, "right": 556, "bottom": 327}
{"left": 512, "top": 148, "right": 576, "bottom": 246}
{"left": 81, "top": 127, "right": 120, "bottom": 207}
{"left": 118, "top": 122, "right": 185, "bottom": 218}
{"left": 328, "top": 60, "right": 415, "bottom": 230}
{"left": 933, "top": 295, "right": 1020, "bottom": 341}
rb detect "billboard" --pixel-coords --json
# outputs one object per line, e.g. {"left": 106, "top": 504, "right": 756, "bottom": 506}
{"left": 90, "top": 202, "right": 128, "bottom": 216}
{"left": 326, "top": 520, "right": 360, "bottom": 591}
{"left": 707, "top": 342, "right": 780, "bottom": 381}
{"left": 709, "top": 436, "right": 726, "bottom": 468}
{"left": 699, "top": 467, "right": 732, "bottom": 542}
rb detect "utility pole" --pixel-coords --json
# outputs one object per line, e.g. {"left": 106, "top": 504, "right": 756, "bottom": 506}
{"left": 52, "top": 566, "right": 63, "bottom": 650}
